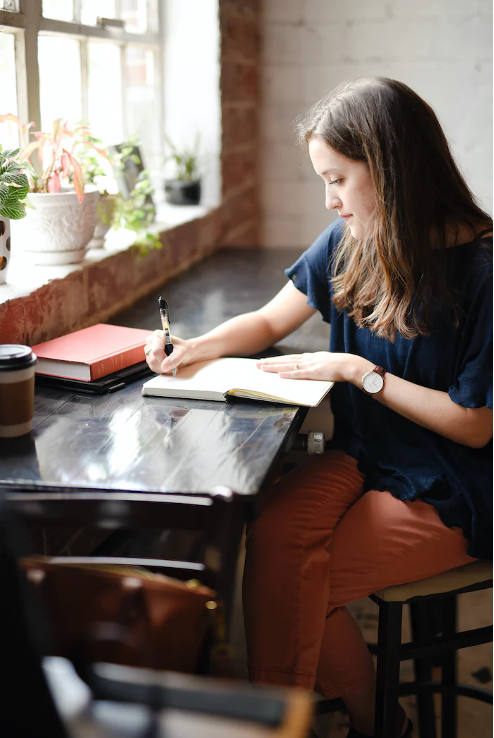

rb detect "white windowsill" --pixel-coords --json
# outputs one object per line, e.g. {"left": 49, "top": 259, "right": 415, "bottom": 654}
{"left": 0, "top": 202, "right": 210, "bottom": 305}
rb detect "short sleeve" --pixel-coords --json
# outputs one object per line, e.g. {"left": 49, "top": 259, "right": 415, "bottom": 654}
{"left": 448, "top": 268, "right": 493, "bottom": 409}
{"left": 284, "top": 219, "right": 344, "bottom": 323}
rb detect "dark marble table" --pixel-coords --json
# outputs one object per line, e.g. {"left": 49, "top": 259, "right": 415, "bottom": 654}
{"left": 1, "top": 247, "right": 328, "bottom": 500}
{"left": 0, "top": 248, "right": 331, "bottom": 597}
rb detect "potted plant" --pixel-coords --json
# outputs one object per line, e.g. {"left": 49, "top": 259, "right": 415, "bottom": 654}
{"left": 79, "top": 140, "right": 161, "bottom": 254}
{"left": 0, "top": 115, "right": 103, "bottom": 265}
{"left": 0, "top": 145, "right": 30, "bottom": 284}
{"left": 164, "top": 134, "right": 202, "bottom": 206}
{"left": 77, "top": 145, "right": 119, "bottom": 248}
{"left": 112, "top": 166, "right": 162, "bottom": 254}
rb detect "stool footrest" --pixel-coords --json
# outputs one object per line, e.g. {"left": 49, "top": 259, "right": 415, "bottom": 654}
{"left": 399, "top": 625, "right": 493, "bottom": 661}
{"left": 398, "top": 680, "right": 493, "bottom": 704}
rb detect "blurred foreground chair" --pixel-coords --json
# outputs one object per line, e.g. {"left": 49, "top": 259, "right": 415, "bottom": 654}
{"left": 1, "top": 490, "right": 315, "bottom": 738}
{"left": 0, "top": 492, "right": 71, "bottom": 738}
{"left": 5, "top": 483, "right": 249, "bottom": 678}
{"left": 3, "top": 483, "right": 246, "bottom": 625}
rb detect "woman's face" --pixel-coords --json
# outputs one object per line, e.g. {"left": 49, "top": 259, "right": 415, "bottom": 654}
{"left": 309, "top": 137, "right": 376, "bottom": 240}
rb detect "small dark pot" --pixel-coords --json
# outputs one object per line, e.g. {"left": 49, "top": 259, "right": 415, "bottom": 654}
{"left": 164, "top": 179, "right": 201, "bottom": 206}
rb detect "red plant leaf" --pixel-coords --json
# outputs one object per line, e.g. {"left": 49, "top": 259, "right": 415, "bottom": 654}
{"left": 47, "top": 171, "right": 61, "bottom": 193}
{"left": 20, "top": 140, "right": 42, "bottom": 161}
{"left": 65, "top": 150, "right": 84, "bottom": 202}
{"left": 91, "top": 144, "right": 109, "bottom": 160}
{"left": 0, "top": 113, "right": 23, "bottom": 127}
{"left": 60, "top": 151, "right": 71, "bottom": 178}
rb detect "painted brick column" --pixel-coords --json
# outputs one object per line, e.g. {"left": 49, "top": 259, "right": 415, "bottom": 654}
{"left": 219, "top": 0, "right": 261, "bottom": 247}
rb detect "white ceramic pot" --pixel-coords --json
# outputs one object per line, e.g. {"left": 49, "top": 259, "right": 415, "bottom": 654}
{"left": 0, "top": 216, "right": 11, "bottom": 285}
{"left": 89, "top": 194, "right": 117, "bottom": 248}
{"left": 12, "top": 185, "right": 99, "bottom": 265}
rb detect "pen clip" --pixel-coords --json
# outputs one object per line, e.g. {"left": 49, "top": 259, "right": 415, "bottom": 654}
{"left": 158, "top": 297, "right": 172, "bottom": 333}
{"left": 158, "top": 296, "right": 170, "bottom": 322}
{"left": 158, "top": 296, "right": 176, "bottom": 375}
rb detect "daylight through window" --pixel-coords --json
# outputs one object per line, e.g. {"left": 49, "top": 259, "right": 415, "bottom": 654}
{"left": 0, "top": 0, "right": 162, "bottom": 178}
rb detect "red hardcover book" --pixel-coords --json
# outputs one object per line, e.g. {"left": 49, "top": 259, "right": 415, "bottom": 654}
{"left": 31, "top": 324, "right": 153, "bottom": 381}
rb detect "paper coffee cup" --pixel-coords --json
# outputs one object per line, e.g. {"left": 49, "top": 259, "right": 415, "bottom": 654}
{"left": 0, "top": 345, "right": 37, "bottom": 438}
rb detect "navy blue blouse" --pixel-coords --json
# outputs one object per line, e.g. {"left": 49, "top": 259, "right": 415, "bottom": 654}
{"left": 285, "top": 219, "right": 493, "bottom": 559}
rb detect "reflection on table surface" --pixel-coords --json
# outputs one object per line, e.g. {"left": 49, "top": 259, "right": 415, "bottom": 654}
{"left": 2, "top": 247, "right": 330, "bottom": 497}
{"left": 2, "top": 380, "right": 299, "bottom": 496}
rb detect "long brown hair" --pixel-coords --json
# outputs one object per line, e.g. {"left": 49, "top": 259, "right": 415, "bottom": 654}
{"left": 295, "top": 77, "right": 492, "bottom": 340}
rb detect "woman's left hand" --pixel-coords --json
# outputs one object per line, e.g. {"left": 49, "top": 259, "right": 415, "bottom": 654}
{"left": 256, "top": 352, "right": 363, "bottom": 383}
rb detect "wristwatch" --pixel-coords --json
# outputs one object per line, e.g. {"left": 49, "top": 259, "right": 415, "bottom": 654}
{"left": 362, "top": 365, "right": 386, "bottom": 396}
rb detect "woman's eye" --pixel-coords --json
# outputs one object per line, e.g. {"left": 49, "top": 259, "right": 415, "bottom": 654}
{"left": 328, "top": 179, "right": 342, "bottom": 185}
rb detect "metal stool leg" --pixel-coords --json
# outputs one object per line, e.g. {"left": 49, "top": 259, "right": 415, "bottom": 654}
{"left": 375, "top": 601, "right": 403, "bottom": 738}
{"left": 410, "top": 601, "right": 437, "bottom": 738}
{"left": 441, "top": 594, "right": 458, "bottom": 738}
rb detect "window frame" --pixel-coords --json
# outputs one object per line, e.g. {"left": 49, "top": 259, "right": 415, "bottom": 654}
{"left": 0, "top": 0, "right": 164, "bottom": 169}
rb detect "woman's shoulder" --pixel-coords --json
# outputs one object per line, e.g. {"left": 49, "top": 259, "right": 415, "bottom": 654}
{"left": 448, "top": 231, "right": 492, "bottom": 284}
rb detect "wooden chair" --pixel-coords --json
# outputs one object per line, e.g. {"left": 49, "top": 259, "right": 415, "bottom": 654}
{"left": 318, "top": 561, "right": 493, "bottom": 738}
{"left": 1, "top": 490, "right": 314, "bottom": 738}
{"left": 3, "top": 484, "right": 246, "bottom": 623}
{"left": 0, "top": 493, "right": 69, "bottom": 738}
{"left": 372, "top": 560, "right": 493, "bottom": 738}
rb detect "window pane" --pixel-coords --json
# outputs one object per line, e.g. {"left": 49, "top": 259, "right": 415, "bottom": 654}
{"left": 124, "top": 46, "right": 161, "bottom": 172}
{"left": 0, "top": 32, "right": 19, "bottom": 149}
{"left": 81, "top": 0, "right": 116, "bottom": 26}
{"left": 42, "top": 0, "right": 73, "bottom": 21}
{"left": 38, "top": 36, "right": 82, "bottom": 129}
{"left": 0, "top": 1, "right": 20, "bottom": 12}
{"left": 120, "top": 0, "right": 147, "bottom": 34}
{"left": 88, "top": 42, "right": 124, "bottom": 145}
{"left": 148, "top": 0, "right": 159, "bottom": 33}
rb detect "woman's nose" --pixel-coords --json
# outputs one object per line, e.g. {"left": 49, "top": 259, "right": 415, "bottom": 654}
{"left": 326, "top": 191, "right": 342, "bottom": 211}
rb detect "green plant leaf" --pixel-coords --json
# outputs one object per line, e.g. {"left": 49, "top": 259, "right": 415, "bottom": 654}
{"left": 0, "top": 184, "right": 10, "bottom": 208}
{"left": 0, "top": 200, "right": 26, "bottom": 219}
{"left": 1, "top": 171, "right": 27, "bottom": 185}
{"left": 1, "top": 160, "right": 23, "bottom": 176}
{"left": 1, "top": 148, "right": 20, "bottom": 161}
{"left": 0, "top": 172, "right": 29, "bottom": 200}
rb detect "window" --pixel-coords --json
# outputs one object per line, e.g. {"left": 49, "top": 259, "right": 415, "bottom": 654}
{"left": 0, "top": 1, "right": 20, "bottom": 12}
{"left": 0, "top": 0, "right": 163, "bottom": 178}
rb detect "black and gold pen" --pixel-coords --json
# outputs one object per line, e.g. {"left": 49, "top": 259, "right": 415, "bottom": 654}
{"left": 158, "top": 296, "right": 176, "bottom": 377}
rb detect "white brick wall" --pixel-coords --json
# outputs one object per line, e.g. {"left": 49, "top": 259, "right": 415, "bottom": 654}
{"left": 260, "top": 0, "right": 493, "bottom": 247}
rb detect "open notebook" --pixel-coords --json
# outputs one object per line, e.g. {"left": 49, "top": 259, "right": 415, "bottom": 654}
{"left": 141, "top": 357, "right": 333, "bottom": 407}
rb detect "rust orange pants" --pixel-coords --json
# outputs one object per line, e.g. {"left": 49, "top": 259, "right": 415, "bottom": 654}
{"left": 242, "top": 450, "right": 475, "bottom": 698}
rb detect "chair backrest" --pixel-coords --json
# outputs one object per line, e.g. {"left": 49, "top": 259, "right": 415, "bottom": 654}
{"left": 6, "top": 484, "right": 245, "bottom": 608}
{"left": 0, "top": 492, "right": 68, "bottom": 738}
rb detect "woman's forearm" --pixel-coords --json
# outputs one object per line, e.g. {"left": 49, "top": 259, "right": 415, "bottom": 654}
{"left": 349, "top": 356, "right": 492, "bottom": 449}
{"left": 187, "top": 283, "right": 317, "bottom": 363}
{"left": 148, "top": 282, "right": 316, "bottom": 375}
{"left": 188, "top": 311, "right": 279, "bottom": 362}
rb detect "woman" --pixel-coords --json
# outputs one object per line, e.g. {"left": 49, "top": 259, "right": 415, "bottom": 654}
{"left": 145, "top": 78, "right": 493, "bottom": 738}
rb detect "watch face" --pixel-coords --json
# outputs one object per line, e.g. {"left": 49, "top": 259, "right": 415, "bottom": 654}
{"left": 363, "top": 371, "right": 384, "bottom": 394}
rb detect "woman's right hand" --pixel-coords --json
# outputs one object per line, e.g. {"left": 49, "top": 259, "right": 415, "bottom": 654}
{"left": 145, "top": 331, "right": 195, "bottom": 374}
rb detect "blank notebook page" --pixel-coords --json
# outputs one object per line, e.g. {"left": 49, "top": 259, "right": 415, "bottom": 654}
{"left": 142, "top": 357, "right": 333, "bottom": 406}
